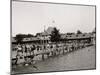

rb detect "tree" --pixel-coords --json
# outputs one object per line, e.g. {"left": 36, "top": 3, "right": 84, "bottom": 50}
{"left": 77, "top": 30, "right": 82, "bottom": 34}
{"left": 15, "top": 34, "right": 24, "bottom": 44}
{"left": 15, "top": 34, "right": 34, "bottom": 44}
{"left": 50, "top": 27, "right": 61, "bottom": 43}
{"left": 27, "top": 34, "right": 34, "bottom": 37}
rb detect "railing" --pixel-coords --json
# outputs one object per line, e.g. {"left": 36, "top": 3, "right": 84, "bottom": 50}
{"left": 12, "top": 43, "right": 94, "bottom": 67}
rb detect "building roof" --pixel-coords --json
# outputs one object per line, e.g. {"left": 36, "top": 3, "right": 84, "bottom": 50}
{"left": 46, "top": 27, "right": 54, "bottom": 34}
{"left": 61, "top": 33, "right": 93, "bottom": 40}
{"left": 22, "top": 37, "right": 39, "bottom": 42}
{"left": 38, "top": 27, "right": 54, "bottom": 36}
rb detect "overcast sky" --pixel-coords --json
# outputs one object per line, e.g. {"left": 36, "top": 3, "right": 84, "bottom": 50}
{"left": 12, "top": 1, "right": 95, "bottom": 37}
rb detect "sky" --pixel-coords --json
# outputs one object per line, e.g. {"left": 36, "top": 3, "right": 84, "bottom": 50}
{"left": 12, "top": 1, "right": 96, "bottom": 37}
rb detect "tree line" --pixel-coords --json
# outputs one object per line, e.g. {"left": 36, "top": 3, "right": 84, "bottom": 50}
{"left": 14, "top": 28, "right": 83, "bottom": 44}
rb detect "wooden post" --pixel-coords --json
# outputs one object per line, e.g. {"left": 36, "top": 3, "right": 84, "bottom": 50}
{"left": 54, "top": 51, "right": 56, "bottom": 56}
{"left": 42, "top": 54, "right": 44, "bottom": 60}
{"left": 63, "top": 44, "right": 64, "bottom": 54}
{"left": 47, "top": 53, "right": 49, "bottom": 58}
{"left": 51, "top": 51, "right": 53, "bottom": 56}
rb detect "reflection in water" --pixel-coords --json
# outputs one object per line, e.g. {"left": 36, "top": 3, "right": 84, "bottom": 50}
{"left": 13, "top": 46, "right": 95, "bottom": 74}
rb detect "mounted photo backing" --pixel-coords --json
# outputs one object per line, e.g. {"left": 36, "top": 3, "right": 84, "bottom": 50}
{"left": 11, "top": 0, "right": 96, "bottom": 74}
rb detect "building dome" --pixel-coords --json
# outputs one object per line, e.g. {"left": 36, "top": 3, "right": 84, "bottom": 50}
{"left": 46, "top": 27, "right": 54, "bottom": 34}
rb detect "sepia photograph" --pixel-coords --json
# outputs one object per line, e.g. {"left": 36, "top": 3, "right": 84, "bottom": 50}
{"left": 11, "top": 0, "right": 96, "bottom": 74}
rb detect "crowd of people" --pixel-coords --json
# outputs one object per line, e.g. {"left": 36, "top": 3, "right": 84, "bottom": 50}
{"left": 12, "top": 41, "right": 93, "bottom": 67}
